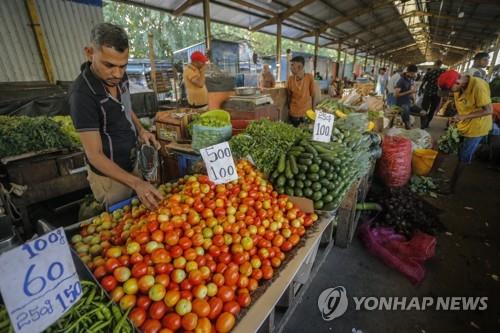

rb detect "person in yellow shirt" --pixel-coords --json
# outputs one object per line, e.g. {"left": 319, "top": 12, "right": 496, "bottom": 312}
{"left": 437, "top": 70, "right": 493, "bottom": 193}
{"left": 183, "top": 51, "right": 209, "bottom": 110}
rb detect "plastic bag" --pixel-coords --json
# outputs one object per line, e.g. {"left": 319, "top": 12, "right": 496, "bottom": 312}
{"left": 191, "top": 124, "right": 232, "bottom": 151}
{"left": 385, "top": 128, "right": 432, "bottom": 150}
{"left": 358, "top": 222, "right": 436, "bottom": 284}
{"left": 377, "top": 135, "right": 413, "bottom": 187}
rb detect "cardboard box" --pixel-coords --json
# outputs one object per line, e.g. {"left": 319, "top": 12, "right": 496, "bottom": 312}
{"left": 155, "top": 109, "right": 199, "bottom": 142}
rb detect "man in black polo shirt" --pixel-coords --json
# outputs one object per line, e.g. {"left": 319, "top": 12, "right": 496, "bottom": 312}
{"left": 69, "top": 23, "right": 162, "bottom": 209}
{"left": 395, "top": 64, "right": 418, "bottom": 129}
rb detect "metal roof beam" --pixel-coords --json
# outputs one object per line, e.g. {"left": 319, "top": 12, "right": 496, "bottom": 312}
{"left": 401, "top": 10, "right": 500, "bottom": 28}
{"left": 250, "top": 0, "right": 315, "bottom": 32}
{"left": 173, "top": 0, "right": 201, "bottom": 17}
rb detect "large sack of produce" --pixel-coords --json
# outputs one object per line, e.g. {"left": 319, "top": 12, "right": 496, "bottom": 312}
{"left": 358, "top": 223, "right": 436, "bottom": 284}
{"left": 377, "top": 135, "right": 413, "bottom": 187}
{"left": 191, "top": 110, "right": 232, "bottom": 150}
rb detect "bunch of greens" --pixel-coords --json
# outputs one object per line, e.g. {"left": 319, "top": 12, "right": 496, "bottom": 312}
{"left": 229, "top": 119, "right": 306, "bottom": 174}
{"left": 410, "top": 176, "right": 438, "bottom": 198}
{"left": 0, "top": 115, "right": 75, "bottom": 159}
{"left": 438, "top": 126, "right": 460, "bottom": 154}
{"left": 53, "top": 115, "right": 80, "bottom": 145}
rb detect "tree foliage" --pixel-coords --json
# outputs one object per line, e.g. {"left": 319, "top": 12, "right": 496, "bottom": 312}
{"left": 103, "top": 1, "right": 345, "bottom": 61}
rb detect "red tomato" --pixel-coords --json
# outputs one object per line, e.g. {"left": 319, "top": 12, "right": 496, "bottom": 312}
{"left": 129, "top": 307, "right": 146, "bottom": 327}
{"left": 188, "top": 270, "right": 203, "bottom": 286}
{"left": 141, "top": 319, "right": 161, "bottom": 333}
{"left": 135, "top": 232, "right": 150, "bottom": 244}
{"left": 151, "top": 248, "right": 170, "bottom": 264}
{"left": 223, "top": 300, "right": 241, "bottom": 316}
{"left": 215, "top": 312, "right": 236, "bottom": 333}
{"left": 148, "top": 301, "right": 167, "bottom": 320}
{"left": 101, "top": 275, "right": 117, "bottom": 292}
{"left": 93, "top": 266, "right": 107, "bottom": 280}
{"left": 162, "top": 313, "right": 182, "bottom": 331}
{"left": 155, "top": 273, "right": 170, "bottom": 287}
{"left": 164, "top": 289, "right": 181, "bottom": 307}
{"left": 192, "top": 298, "right": 210, "bottom": 317}
{"left": 131, "top": 262, "right": 148, "bottom": 278}
{"left": 104, "top": 258, "right": 120, "bottom": 273}
{"left": 170, "top": 245, "right": 183, "bottom": 258}
{"left": 130, "top": 253, "right": 144, "bottom": 264}
{"left": 118, "top": 255, "right": 130, "bottom": 266}
{"left": 217, "top": 286, "right": 235, "bottom": 303}
{"left": 181, "top": 312, "right": 198, "bottom": 331}
{"left": 223, "top": 267, "right": 239, "bottom": 287}
{"left": 136, "top": 295, "right": 152, "bottom": 310}
{"left": 151, "top": 229, "right": 164, "bottom": 243}
{"left": 262, "top": 266, "right": 273, "bottom": 280}
{"left": 208, "top": 297, "right": 223, "bottom": 320}
{"left": 237, "top": 293, "right": 251, "bottom": 308}
{"left": 178, "top": 237, "right": 193, "bottom": 250}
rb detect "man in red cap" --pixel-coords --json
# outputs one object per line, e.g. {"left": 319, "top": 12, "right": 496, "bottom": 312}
{"left": 437, "top": 70, "right": 493, "bottom": 193}
{"left": 183, "top": 51, "right": 209, "bottom": 110}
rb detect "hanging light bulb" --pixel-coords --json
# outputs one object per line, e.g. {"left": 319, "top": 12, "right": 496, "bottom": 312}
{"left": 450, "top": 31, "right": 456, "bottom": 36}
{"left": 458, "top": 12, "right": 464, "bottom": 18}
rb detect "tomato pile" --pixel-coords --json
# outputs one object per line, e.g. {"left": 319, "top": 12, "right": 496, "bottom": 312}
{"left": 73, "top": 160, "right": 318, "bottom": 333}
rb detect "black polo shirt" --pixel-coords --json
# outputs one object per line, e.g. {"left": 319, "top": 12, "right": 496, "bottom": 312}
{"left": 69, "top": 62, "right": 137, "bottom": 175}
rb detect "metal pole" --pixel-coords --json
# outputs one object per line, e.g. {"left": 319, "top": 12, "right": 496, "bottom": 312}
{"left": 203, "top": 0, "right": 211, "bottom": 52}
{"left": 363, "top": 55, "right": 368, "bottom": 73}
{"left": 276, "top": 18, "right": 282, "bottom": 81}
{"left": 341, "top": 51, "right": 347, "bottom": 78}
{"left": 148, "top": 33, "right": 158, "bottom": 95}
{"left": 313, "top": 31, "right": 319, "bottom": 75}
{"left": 352, "top": 47, "right": 357, "bottom": 78}
{"left": 488, "top": 36, "right": 500, "bottom": 79}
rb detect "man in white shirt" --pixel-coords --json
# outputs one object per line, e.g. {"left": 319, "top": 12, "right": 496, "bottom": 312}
{"left": 468, "top": 52, "right": 489, "bottom": 80}
{"left": 386, "top": 68, "right": 402, "bottom": 106}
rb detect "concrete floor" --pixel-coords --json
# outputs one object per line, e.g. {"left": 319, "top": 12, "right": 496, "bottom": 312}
{"left": 283, "top": 119, "right": 500, "bottom": 333}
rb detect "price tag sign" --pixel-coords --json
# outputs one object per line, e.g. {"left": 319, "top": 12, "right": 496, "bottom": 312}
{"left": 0, "top": 228, "right": 82, "bottom": 333}
{"left": 200, "top": 142, "right": 238, "bottom": 184}
{"left": 313, "top": 110, "right": 335, "bottom": 143}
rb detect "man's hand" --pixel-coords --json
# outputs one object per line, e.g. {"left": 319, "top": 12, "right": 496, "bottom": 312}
{"left": 452, "top": 114, "right": 465, "bottom": 123}
{"left": 132, "top": 178, "right": 164, "bottom": 210}
{"left": 139, "top": 130, "right": 161, "bottom": 150}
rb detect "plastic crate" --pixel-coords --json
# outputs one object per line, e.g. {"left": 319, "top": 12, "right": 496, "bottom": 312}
{"left": 175, "top": 151, "right": 202, "bottom": 177}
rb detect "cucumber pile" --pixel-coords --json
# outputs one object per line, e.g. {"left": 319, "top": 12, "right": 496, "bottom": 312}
{"left": 269, "top": 138, "right": 369, "bottom": 210}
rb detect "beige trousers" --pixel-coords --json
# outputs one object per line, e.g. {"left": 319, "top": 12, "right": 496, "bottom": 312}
{"left": 87, "top": 166, "right": 139, "bottom": 206}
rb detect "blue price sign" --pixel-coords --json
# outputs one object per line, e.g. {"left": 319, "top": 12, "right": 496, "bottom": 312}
{"left": 0, "top": 228, "right": 82, "bottom": 333}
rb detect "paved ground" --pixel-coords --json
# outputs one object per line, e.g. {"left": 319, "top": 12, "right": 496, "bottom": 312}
{"left": 283, "top": 119, "right": 500, "bottom": 333}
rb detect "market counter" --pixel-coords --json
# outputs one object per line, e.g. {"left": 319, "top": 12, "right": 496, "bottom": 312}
{"left": 261, "top": 87, "right": 288, "bottom": 122}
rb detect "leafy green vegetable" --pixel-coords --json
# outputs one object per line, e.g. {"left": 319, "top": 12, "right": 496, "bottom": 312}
{"left": 410, "top": 176, "right": 438, "bottom": 197}
{"left": 0, "top": 115, "right": 75, "bottom": 158}
{"left": 438, "top": 126, "right": 460, "bottom": 154}
{"left": 52, "top": 115, "right": 80, "bottom": 145}
{"left": 229, "top": 119, "right": 306, "bottom": 174}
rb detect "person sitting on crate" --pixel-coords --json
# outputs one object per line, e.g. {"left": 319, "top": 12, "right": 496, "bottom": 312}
{"left": 183, "top": 51, "right": 209, "bottom": 111}
{"left": 69, "top": 23, "right": 163, "bottom": 210}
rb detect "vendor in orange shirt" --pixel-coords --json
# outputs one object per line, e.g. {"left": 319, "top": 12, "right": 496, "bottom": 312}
{"left": 183, "top": 51, "right": 209, "bottom": 110}
{"left": 287, "top": 56, "right": 315, "bottom": 127}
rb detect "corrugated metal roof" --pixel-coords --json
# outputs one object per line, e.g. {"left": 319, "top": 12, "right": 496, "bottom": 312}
{"left": 0, "top": 0, "right": 45, "bottom": 82}
{"left": 37, "top": 0, "right": 103, "bottom": 81}
{"left": 0, "top": 0, "right": 102, "bottom": 83}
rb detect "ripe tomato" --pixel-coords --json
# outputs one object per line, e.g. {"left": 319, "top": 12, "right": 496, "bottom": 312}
{"left": 155, "top": 273, "right": 170, "bottom": 287}
{"left": 151, "top": 248, "right": 171, "bottom": 264}
{"left": 148, "top": 301, "right": 167, "bottom": 320}
{"left": 136, "top": 295, "right": 152, "bottom": 310}
{"left": 135, "top": 232, "right": 149, "bottom": 244}
{"left": 192, "top": 298, "right": 210, "bottom": 317}
{"left": 223, "top": 300, "right": 241, "bottom": 316}
{"left": 151, "top": 229, "right": 164, "bottom": 243}
{"left": 281, "top": 241, "right": 293, "bottom": 252}
{"left": 237, "top": 293, "right": 251, "bottom": 308}
{"left": 208, "top": 297, "right": 223, "bottom": 320}
{"left": 170, "top": 245, "right": 183, "bottom": 258}
{"left": 181, "top": 312, "right": 198, "bottom": 331}
{"left": 248, "top": 278, "right": 258, "bottom": 292}
{"left": 105, "top": 258, "right": 120, "bottom": 273}
{"left": 93, "top": 266, "right": 107, "bottom": 280}
{"left": 113, "top": 266, "right": 131, "bottom": 283}
{"left": 138, "top": 275, "right": 155, "bottom": 293}
{"left": 162, "top": 312, "right": 182, "bottom": 331}
{"left": 179, "top": 237, "right": 193, "bottom": 250}
{"left": 217, "top": 286, "right": 235, "bottom": 303}
{"left": 119, "top": 294, "right": 136, "bottom": 310}
{"left": 188, "top": 270, "right": 203, "bottom": 286}
{"left": 212, "top": 273, "right": 225, "bottom": 287}
{"left": 223, "top": 267, "right": 239, "bottom": 287}
{"left": 164, "top": 289, "right": 181, "bottom": 307}
{"left": 131, "top": 262, "right": 148, "bottom": 278}
{"left": 101, "top": 275, "right": 117, "bottom": 292}
{"left": 129, "top": 307, "right": 146, "bottom": 327}
{"left": 141, "top": 319, "right": 161, "bottom": 333}
{"left": 195, "top": 317, "right": 212, "bottom": 333}
{"left": 110, "top": 286, "right": 124, "bottom": 303}
{"left": 262, "top": 266, "right": 273, "bottom": 280}
{"left": 130, "top": 253, "right": 144, "bottom": 264}
{"left": 215, "top": 312, "right": 236, "bottom": 333}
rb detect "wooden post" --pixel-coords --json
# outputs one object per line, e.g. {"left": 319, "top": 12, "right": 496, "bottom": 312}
{"left": 276, "top": 19, "right": 282, "bottom": 81}
{"left": 313, "top": 31, "right": 319, "bottom": 75}
{"left": 203, "top": 0, "right": 211, "bottom": 52}
{"left": 148, "top": 33, "right": 158, "bottom": 95}
{"left": 341, "top": 51, "right": 347, "bottom": 79}
{"left": 363, "top": 55, "right": 368, "bottom": 73}
{"left": 25, "top": 0, "right": 55, "bottom": 83}
{"left": 352, "top": 47, "right": 357, "bottom": 78}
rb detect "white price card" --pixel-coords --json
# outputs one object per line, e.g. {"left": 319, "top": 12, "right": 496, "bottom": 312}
{"left": 313, "top": 110, "right": 335, "bottom": 143}
{"left": 0, "top": 228, "right": 82, "bottom": 333}
{"left": 200, "top": 142, "right": 238, "bottom": 184}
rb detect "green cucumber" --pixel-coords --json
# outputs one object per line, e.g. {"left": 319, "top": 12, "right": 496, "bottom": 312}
{"left": 289, "top": 155, "right": 299, "bottom": 174}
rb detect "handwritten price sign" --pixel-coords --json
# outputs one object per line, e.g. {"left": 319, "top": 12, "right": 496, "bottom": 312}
{"left": 200, "top": 142, "right": 238, "bottom": 184}
{"left": 313, "top": 111, "right": 335, "bottom": 143}
{"left": 0, "top": 228, "right": 81, "bottom": 333}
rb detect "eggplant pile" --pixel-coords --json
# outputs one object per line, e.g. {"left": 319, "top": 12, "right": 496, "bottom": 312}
{"left": 370, "top": 187, "right": 444, "bottom": 238}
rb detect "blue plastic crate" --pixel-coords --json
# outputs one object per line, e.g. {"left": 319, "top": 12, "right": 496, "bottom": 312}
{"left": 175, "top": 151, "right": 202, "bottom": 177}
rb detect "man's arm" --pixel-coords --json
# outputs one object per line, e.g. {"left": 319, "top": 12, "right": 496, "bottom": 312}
{"left": 187, "top": 65, "right": 206, "bottom": 88}
{"left": 309, "top": 75, "right": 316, "bottom": 106}
{"left": 395, "top": 86, "right": 416, "bottom": 97}
{"left": 456, "top": 104, "right": 492, "bottom": 121}
{"left": 79, "top": 131, "right": 163, "bottom": 209}
{"left": 131, "top": 112, "right": 160, "bottom": 149}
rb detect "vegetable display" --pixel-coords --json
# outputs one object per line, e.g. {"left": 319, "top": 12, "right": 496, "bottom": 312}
{"left": 191, "top": 110, "right": 232, "bottom": 151}
{"left": 438, "top": 126, "right": 460, "bottom": 154}
{"left": 369, "top": 187, "right": 444, "bottom": 238}
{"left": 0, "top": 280, "right": 133, "bottom": 333}
{"left": 52, "top": 115, "right": 80, "bottom": 146}
{"left": 72, "top": 160, "right": 318, "bottom": 332}
{"left": 0, "top": 115, "right": 75, "bottom": 158}
{"left": 230, "top": 119, "right": 307, "bottom": 174}
{"left": 410, "top": 176, "right": 438, "bottom": 198}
